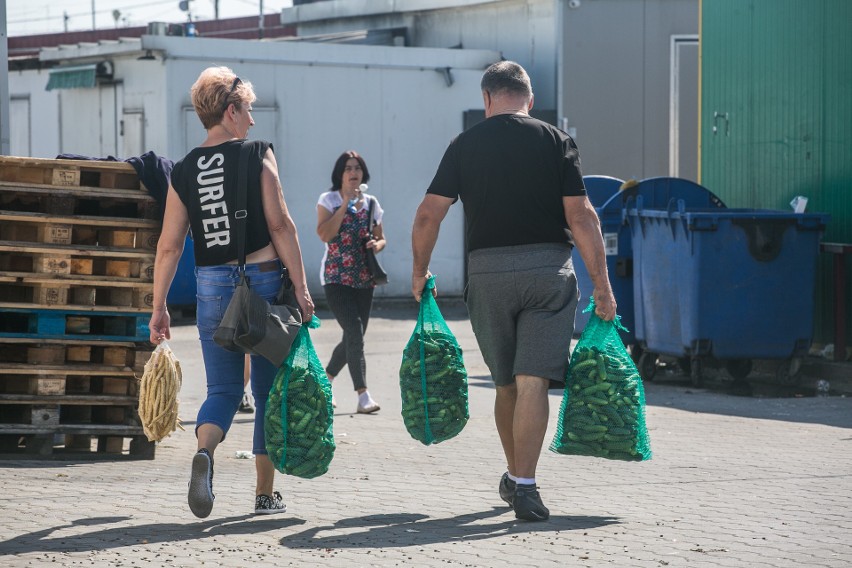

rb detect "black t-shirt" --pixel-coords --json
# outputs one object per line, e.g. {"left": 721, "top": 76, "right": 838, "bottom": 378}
{"left": 171, "top": 140, "right": 273, "bottom": 266}
{"left": 426, "top": 114, "right": 586, "bottom": 252}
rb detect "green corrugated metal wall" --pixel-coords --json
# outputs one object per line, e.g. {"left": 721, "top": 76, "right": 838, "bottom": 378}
{"left": 700, "top": 0, "right": 852, "bottom": 346}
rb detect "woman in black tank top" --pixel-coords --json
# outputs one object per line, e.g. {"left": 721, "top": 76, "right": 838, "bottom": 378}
{"left": 148, "top": 66, "right": 315, "bottom": 519}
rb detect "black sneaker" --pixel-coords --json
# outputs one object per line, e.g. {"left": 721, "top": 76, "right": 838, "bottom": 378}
{"left": 238, "top": 393, "right": 255, "bottom": 414}
{"left": 513, "top": 484, "right": 550, "bottom": 521}
{"left": 499, "top": 472, "right": 516, "bottom": 506}
{"left": 188, "top": 449, "right": 215, "bottom": 518}
{"left": 255, "top": 491, "right": 286, "bottom": 515}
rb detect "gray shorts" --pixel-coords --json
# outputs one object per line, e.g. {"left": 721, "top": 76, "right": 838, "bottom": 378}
{"left": 465, "top": 243, "right": 579, "bottom": 388}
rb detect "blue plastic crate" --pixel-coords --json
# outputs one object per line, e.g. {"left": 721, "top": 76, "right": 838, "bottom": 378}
{"left": 167, "top": 235, "right": 197, "bottom": 307}
{"left": 573, "top": 175, "right": 623, "bottom": 335}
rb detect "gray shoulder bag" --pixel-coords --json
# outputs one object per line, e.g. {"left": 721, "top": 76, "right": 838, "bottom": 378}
{"left": 212, "top": 141, "right": 302, "bottom": 367}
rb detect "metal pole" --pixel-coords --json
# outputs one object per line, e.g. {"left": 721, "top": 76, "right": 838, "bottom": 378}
{"left": 259, "top": 0, "right": 264, "bottom": 39}
{"left": 92, "top": 0, "right": 96, "bottom": 30}
{"left": 0, "top": 0, "right": 11, "bottom": 156}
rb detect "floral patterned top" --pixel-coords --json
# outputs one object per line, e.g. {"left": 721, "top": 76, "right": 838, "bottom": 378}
{"left": 318, "top": 191, "right": 384, "bottom": 288}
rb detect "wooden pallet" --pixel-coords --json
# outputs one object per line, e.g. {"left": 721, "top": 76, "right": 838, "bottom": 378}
{"left": 0, "top": 307, "right": 150, "bottom": 341}
{"left": 0, "top": 158, "right": 159, "bottom": 460}
{"left": 0, "top": 427, "right": 154, "bottom": 460}
{"left": 0, "top": 274, "right": 153, "bottom": 309}
{"left": 0, "top": 337, "right": 151, "bottom": 372}
{"left": 0, "top": 182, "right": 158, "bottom": 220}
{"left": 0, "top": 383, "right": 152, "bottom": 459}
{"left": 0, "top": 362, "right": 140, "bottom": 392}
{"left": 0, "top": 156, "right": 145, "bottom": 191}
{"left": 0, "top": 210, "right": 159, "bottom": 250}
{"left": 0, "top": 394, "right": 139, "bottom": 423}
{"left": 0, "top": 240, "right": 154, "bottom": 277}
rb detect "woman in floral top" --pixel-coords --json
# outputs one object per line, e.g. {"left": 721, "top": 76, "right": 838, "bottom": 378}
{"left": 317, "top": 150, "right": 386, "bottom": 413}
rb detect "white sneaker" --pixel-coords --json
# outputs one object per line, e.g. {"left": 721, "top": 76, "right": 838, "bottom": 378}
{"left": 357, "top": 402, "right": 380, "bottom": 414}
{"left": 357, "top": 392, "right": 380, "bottom": 414}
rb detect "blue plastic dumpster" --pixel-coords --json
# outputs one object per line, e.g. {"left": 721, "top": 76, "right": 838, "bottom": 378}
{"left": 573, "top": 175, "right": 623, "bottom": 334}
{"left": 166, "top": 235, "right": 197, "bottom": 308}
{"left": 573, "top": 177, "right": 726, "bottom": 350}
{"left": 627, "top": 200, "right": 828, "bottom": 385}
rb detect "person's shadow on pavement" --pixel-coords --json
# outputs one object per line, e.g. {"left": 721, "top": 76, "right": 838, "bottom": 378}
{"left": 281, "top": 507, "right": 619, "bottom": 549}
{"left": 0, "top": 514, "right": 305, "bottom": 555}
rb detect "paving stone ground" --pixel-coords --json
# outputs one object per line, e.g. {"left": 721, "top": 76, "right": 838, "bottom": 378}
{"left": 1, "top": 306, "right": 850, "bottom": 567}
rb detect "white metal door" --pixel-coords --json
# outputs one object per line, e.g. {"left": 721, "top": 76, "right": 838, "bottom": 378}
{"left": 9, "top": 97, "right": 31, "bottom": 157}
{"left": 99, "top": 83, "right": 120, "bottom": 157}
{"left": 59, "top": 83, "right": 122, "bottom": 158}
{"left": 120, "top": 110, "right": 145, "bottom": 159}
{"left": 60, "top": 88, "right": 100, "bottom": 156}
{"left": 669, "top": 35, "right": 699, "bottom": 181}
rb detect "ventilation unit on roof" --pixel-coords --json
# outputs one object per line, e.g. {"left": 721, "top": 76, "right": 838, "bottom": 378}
{"left": 147, "top": 22, "right": 168, "bottom": 36}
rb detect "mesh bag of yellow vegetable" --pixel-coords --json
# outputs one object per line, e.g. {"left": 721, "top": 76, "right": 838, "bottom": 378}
{"left": 399, "top": 275, "right": 469, "bottom": 445}
{"left": 550, "top": 301, "right": 651, "bottom": 461}
{"left": 137, "top": 342, "right": 183, "bottom": 442}
{"left": 265, "top": 316, "right": 335, "bottom": 478}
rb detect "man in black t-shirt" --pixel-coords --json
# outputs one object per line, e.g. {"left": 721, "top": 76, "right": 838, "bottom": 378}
{"left": 411, "top": 61, "right": 616, "bottom": 521}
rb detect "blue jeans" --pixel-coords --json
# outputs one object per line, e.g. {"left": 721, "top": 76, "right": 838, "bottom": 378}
{"left": 195, "top": 261, "right": 283, "bottom": 454}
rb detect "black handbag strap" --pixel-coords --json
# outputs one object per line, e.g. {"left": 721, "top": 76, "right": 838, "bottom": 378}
{"left": 235, "top": 141, "right": 252, "bottom": 272}
{"left": 366, "top": 194, "right": 376, "bottom": 237}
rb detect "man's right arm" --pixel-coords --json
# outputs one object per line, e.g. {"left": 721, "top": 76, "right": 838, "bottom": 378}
{"left": 411, "top": 194, "right": 454, "bottom": 301}
{"left": 563, "top": 195, "right": 617, "bottom": 321}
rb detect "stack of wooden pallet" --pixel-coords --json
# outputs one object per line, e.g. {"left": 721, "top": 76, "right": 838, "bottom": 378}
{"left": 0, "top": 156, "right": 160, "bottom": 459}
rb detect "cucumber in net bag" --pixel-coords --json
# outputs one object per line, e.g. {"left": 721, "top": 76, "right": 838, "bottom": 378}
{"left": 399, "top": 276, "right": 469, "bottom": 445}
{"left": 550, "top": 300, "right": 651, "bottom": 461}
{"left": 265, "top": 316, "right": 336, "bottom": 478}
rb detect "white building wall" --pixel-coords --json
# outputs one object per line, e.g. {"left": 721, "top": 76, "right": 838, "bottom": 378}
{"left": 281, "top": 0, "right": 558, "bottom": 110}
{"left": 411, "top": 1, "right": 556, "bottom": 109}
{"left": 24, "top": 35, "right": 499, "bottom": 297}
{"left": 283, "top": 0, "right": 702, "bottom": 181}
{"left": 7, "top": 68, "right": 60, "bottom": 158}
{"left": 117, "top": 58, "right": 170, "bottom": 158}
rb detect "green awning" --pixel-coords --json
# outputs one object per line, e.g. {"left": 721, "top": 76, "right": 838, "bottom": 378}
{"left": 45, "top": 64, "right": 98, "bottom": 91}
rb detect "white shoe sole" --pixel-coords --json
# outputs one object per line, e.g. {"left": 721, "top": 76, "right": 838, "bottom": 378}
{"left": 188, "top": 452, "right": 214, "bottom": 518}
{"left": 254, "top": 505, "right": 287, "bottom": 515}
{"left": 356, "top": 404, "right": 380, "bottom": 414}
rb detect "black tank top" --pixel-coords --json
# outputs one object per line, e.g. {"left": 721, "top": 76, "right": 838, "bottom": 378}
{"left": 171, "top": 140, "right": 273, "bottom": 266}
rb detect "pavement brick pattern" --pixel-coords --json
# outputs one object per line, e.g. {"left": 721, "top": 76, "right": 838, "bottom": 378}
{"left": 1, "top": 308, "right": 850, "bottom": 567}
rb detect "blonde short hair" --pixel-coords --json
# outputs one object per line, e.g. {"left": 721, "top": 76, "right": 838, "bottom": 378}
{"left": 190, "top": 66, "right": 256, "bottom": 130}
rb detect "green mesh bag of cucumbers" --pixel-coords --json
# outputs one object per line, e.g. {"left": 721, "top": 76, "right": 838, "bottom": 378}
{"left": 265, "top": 316, "right": 336, "bottom": 478}
{"left": 399, "top": 275, "right": 469, "bottom": 445}
{"left": 550, "top": 301, "right": 651, "bottom": 461}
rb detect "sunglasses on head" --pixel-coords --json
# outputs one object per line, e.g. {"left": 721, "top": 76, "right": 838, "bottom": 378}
{"left": 222, "top": 77, "right": 241, "bottom": 114}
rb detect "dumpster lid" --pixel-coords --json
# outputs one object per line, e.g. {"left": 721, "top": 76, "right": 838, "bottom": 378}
{"left": 626, "top": 205, "right": 829, "bottom": 234}
{"left": 600, "top": 176, "right": 726, "bottom": 216}
{"left": 582, "top": 175, "right": 624, "bottom": 208}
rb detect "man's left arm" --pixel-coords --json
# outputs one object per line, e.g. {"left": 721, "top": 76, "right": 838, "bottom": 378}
{"left": 563, "top": 195, "right": 617, "bottom": 321}
{"left": 411, "top": 194, "right": 454, "bottom": 301}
